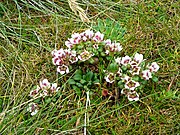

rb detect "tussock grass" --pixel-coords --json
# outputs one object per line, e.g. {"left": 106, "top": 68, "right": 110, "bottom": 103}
{"left": 0, "top": 0, "right": 179, "bottom": 134}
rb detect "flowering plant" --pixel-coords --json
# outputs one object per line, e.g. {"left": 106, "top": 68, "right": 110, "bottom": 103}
{"left": 27, "top": 79, "right": 59, "bottom": 115}
{"left": 51, "top": 29, "right": 123, "bottom": 75}
{"left": 105, "top": 53, "right": 159, "bottom": 101}
{"left": 51, "top": 29, "right": 160, "bottom": 102}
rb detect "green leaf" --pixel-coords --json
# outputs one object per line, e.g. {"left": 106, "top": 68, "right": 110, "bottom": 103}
{"left": 93, "top": 79, "right": 100, "bottom": 84}
{"left": 45, "top": 98, "right": 51, "bottom": 104}
{"left": 80, "top": 79, "right": 86, "bottom": 84}
{"left": 132, "top": 76, "right": 139, "bottom": 81}
{"left": 76, "top": 82, "right": 83, "bottom": 88}
{"left": 73, "top": 74, "right": 82, "bottom": 81}
{"left": 121, "top": 65, "right": 127, "bottom": 71}
{"left": 108, "top": 63, "right": 119, "bottom": 73}
{"left": 152, "top": 76, "right": 158, "bottom": 82}
{"left": 75, "top": 69, "right": 83, "bottom": 75}
{"left": 85, "top": 71, "right": 94, "bottom": 81}
{"left": 68, "top": 79, "right": 76, "bottom": 85}
{"left": 72, "top": 85, "right": 81, "bottom": 96}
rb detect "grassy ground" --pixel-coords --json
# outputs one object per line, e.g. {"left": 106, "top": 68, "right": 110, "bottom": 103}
{"left": 0, "top": 0, "right": 179, "bottom": 134}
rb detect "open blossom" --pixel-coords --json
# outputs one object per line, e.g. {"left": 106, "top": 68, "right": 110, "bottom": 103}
{"left": 40, "top": 89, "right": 48, "bottom": 97}
{"left": 50, "top": 83, "right": 59, "bottom": 93}
{"left": 84, "top": 29, "right": 94, "bottom": 39}
{"left": 65, "top": 40, "right": 73, "bottom": 48}
{"left": 55, "top": 49, "right": 66, "bottom": 57}
{"left": 29, "top": 85, "right": 40, "bottom": 97}
{"left": 148, "top": 62, "right": 159, "bottom": 72}
{"left": 27, "top": 103, "right": 38, "bottom": 116}
{"left": 122, "top": 75, "right": 131, "bottom": 83}
{"left": 117, "top": 67, "right": 122, "bottom": 77}
{"left": 40, "top": 79, "right": 50, "bottom": 90}
{"left": 78, "top": 50, "right": 93, "bottom": 61}
{"left": 104, "top": 39, "right": 111, "bottom": 45}
{"left": 93, "top": 44, "right": 99, "bottom": 49}
{"left": 71, "top": 33, "right": 81, "bottom": 44}
{"left": 142, "top": 70, "right": 152, "bottom": 80}
{"left": 104, "top": 73, "right": 115, "bottom": 83}
{"left": 125, "top": 79, "right": 140, "bottom": 91}
{"left": 127, "top": 91, "right": 139, "bottom": 101}
{"left": 69, "top": 55, "right": 78, "bottom": 63}
{"left": 52, "top": 49, "right": 78, "bottom": 67}
{"left": 134, "top": 53, "right": 143, "bottom": 64}
{"left": 93, "top": 31, "right": 104, "bottom": 42}
{"left": 130, "top": 66, "right": 141, "bottom": 75}
{"left": 57, "top": 65, "right": 69, "bottom": 75}
{"left": 52, "top": 57, "right": 62, "bottom": 66}
{"left": 115, "top": 57, "right": 121, "bottom": 65}
{"left": 65, "top": 33, "right": 81, "bottom": 48}
{"left": 121, "top": 56, "right": 131, "bottom": 66}
{"left": 109, "top": 42, "right": 123, "bottom": 52}
{"left": 121, "top": 88, "right": 129, "bottom": 95}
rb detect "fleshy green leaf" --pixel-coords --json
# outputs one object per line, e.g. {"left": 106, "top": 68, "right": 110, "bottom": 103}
{"left": 73, "top": 74, "right": 82, "bottom": 81}
{"left": 68, "top": 79, "right": 76, "bottom": 85}
{"left": 152, "top": 76, "right": 158, "bottom": 82}
{"left": 108, "top": 63, "right": 119, "bottom": 73}
{"left": 72, "top": 85, "right": 81, "bottom": 96}
{"left": 85, "top": 71, "right": 94, "bottom": 81}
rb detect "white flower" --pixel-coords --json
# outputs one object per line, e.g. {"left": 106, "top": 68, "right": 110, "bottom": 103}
{"left": 50, "top": 83, "right": 58, "bottom": 93}
{"left": 93, "top": 44, "right": 99, "bottom": 49}
{"left": 130, "top": 66, "right": 141, "bottom": 75}
{"left": 130, "top": 61, "right": 138, "bottom": 69}
{"left": 40, "top": 89, "right": 48, "bottom": 97}
{"left": 104, "top": 73, "right": 115, "bottom": 83}
{"left": 109, "top": 42, "right": 122, "bottom": 52}
{"left": 117, "top": 67, "right": 122, "bottom": 77}
{"left": 148, "top": 62, "right": 160, "bottom": 72}
{"left": 105, "top": 50, "right": 109, "bottom": 55}
{"left": 121, "top": 88, "right": 129, "bottom": 95}
{"left": 69, "top": 56, "right": 78, "bottom": 63}
{"left": 82, "top": 36, "right": 88, "bottom": 41}
{"left": 40, "top": 79, "right": 50, "bottom": 90}
{"left": 57, "top": 65, "right": 69, "bottom": 75}
{"left": 70, "top": 50, "right": 77, "bottom": 56}
{"left": 121, "top": 75, "right": 131, "bottom": 83}
{"left": 115, "top": 57, "right": 121, "bottom": 65}
{"left": 134, "top": 53, "right": 143, "bottom": 64}
{"left": 104, "top": 39, "right": 111, "bottom": 45}
{"left": 78, "top": 50, "right": 93, "bottom": 61}
{"left": 121, "top": 56, "right": 131, "bottom": 66}
{"left": 69, "top": 33, "right": 81, "bottom": 44}
{"left": 64, "top": 49, "right": 72, "bottom": 55}
{"left": 127, "top": 91, "right": 139, "bottom": 101}
{"left": 56, "top": 48, "right": 66, "bottom": 57}
{"left": 125, "top": 80, "right": 140, "bottom": 91}
{"left": 51, "top": 49, "right": 57, "bottom": 57}
{"left": 116, "top": 43, "right": 123, "bottom": 52}
{"left": 71, "top": 33, "right": 80, "bottom": 39}
{"left": 65, "top": 40, "right": 73, "bottom": 48}
{"left": 27, "top": 103, "right": 38, "bottom": 116}
{"left": 52, "top": 57, "right": 62, "bottom": 66}
{"left": 29, "top": 85, "right": 40, "bottom": 97}
{"left": 93, "top": 31, "right": 104, "bottom": 42}
{"left": 85, "top": 29, "right": 94, "bottom": 39}
{"left": 142, "top": 70, "right": 152, "bottom": 80}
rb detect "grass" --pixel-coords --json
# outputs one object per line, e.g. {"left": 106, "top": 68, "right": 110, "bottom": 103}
{"left": 0, "top": 0, "right": 179, "bottom": 134}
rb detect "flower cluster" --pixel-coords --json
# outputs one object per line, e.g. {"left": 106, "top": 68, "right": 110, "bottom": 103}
{"left": 104, "top": 53, "right": 159, "bottom": 101}
{"left": 52, "top": 49, "right": 78, "bottom": 74}
{"left": 52, "top": 29, "right": 122, "bottom": 74}
{"left": 27, "top": 79, "right": 59, "bottom": 115}
{"left": 51, "top": 29, "right": 159, "bottom": 102}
